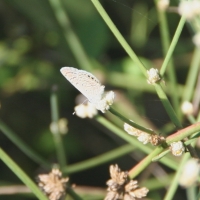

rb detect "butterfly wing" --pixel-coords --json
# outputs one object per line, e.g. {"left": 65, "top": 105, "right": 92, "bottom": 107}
{"left": 60, "top": 67, "right": 105, "bottom": 104}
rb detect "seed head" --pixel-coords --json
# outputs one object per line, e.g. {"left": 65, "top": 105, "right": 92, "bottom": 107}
{"left": 105, "top": 164, "right": 149, "bottom": 200}
{"left": 37, "top": 169, "right": 69, "bottom": 200}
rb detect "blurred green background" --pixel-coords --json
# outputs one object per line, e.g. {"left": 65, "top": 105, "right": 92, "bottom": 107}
{"left": 0, "top": 0, "right": 194, "bottom": 199}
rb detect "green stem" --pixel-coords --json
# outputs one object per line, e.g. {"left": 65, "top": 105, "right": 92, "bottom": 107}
{"left": 129, "top": 146, "right": 164, "bottom": 178}
{"left": 67, "top": 187, "right": 83, "bottom": 200}
{"left": 154, "top": 83, "right": 182, "bottom": 128}
{"left": 163, "top": 154, "right": 189, "bottom": 200}
{"left": 160, "top": 16, "right": 186, "bottom": 76}
{"left": 96, "top": 116, "right": 177, "bottom": 170}
{"left": 63, "top": 144, "right": 135, "bottom": 174}
{"left": 49, "top": 0, "right": 92, "bottom": 71}
{"left": 129, "top": 121, "right": 200, "bottom": 178}
{"left": 90, "top": 0, "right": 147, "bottom": 76}
{"left": 156, "top": 4, "right": 179, "bottom": 116}
{"left": 156, "top": 6, "right": 170, "bottom": 60}
{"left": 0, "top": 120, "right": 50, "bottom": 169}
{"left": 0, "top": 148, "right": 48, "bottom": 200}
{"left": 166, "top": 122, "right": 200, "bottom": 143}
{"left": 109, "top": 107, "right": 156, "bottom": 135}
{"left": 50, "top": 88, "right": 66, "bottom": 170}
{"left": 182, "top": 47, "right": 200, "bottom": 101}
{"left": 196, "top": 190, "right": 200, "bottom": 200}
{"left": 107, "top": 72, "right": 184, "bottom": 96}
{"left": 152, "top": 134, "right": 199, "bottom": 162}
{"left": 186, "top": 186, "right": 197, "bottom": 200}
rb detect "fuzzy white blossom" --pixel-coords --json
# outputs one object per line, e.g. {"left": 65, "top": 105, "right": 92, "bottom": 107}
{"left": 74, "top": 102, "right": 97, "bottom": 118}
{"left": 124, "top": 122, "right": 142, "bottom": 137}
{"left": 157, "top": 0, "right": 169, "bottom": 11}
{"left": 137, "top": 133, "right": 151, "bottom": 144}
{"left": 50, "top": 118, "right": 68, "bottom": 135}
{"left": 95, "top": 91, "right": 115, "bottom": 113}
{"left": 178, "top": 0, "right": 200, "bottom": 20}
{"left": 181, "top": 101, "right": 194, "bottom": 115}
{"left": 124, "top": 122, "right": 152, "bottom": 144}
{"left": 170, "top": 141, "right": 185, "bottom": 156}
{"left": 147, "top": 68, "right": 161, "bottom": 84}
{"left": 105, "top": 91, "right": 115, "bottom": 106}
{"left": 57, "top": 118, "right": 68, "bottom": 134}
{"left": 179, "top": 159, "right": 200, "bottom": 187}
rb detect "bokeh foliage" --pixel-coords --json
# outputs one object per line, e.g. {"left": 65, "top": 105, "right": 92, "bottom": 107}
{"left": 0, "top": 0, "right": 198, "bottom": 200}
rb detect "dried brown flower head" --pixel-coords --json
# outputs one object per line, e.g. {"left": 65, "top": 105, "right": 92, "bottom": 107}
{"left": 37, "top": 168, "right": 69, "bottom": 200}
{"left": 149, "top": 134, "right": 165, "bottom": 146}
{"left": 105, "top": 164, "right": 149, "bottom": 200}
{"left": 106, "top": 164, "right": 129, "bottom": 192}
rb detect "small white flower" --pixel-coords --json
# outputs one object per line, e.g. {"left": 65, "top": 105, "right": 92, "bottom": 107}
{"left": 58, "top": 118, "right": 68, "bottom": 134}
{"left": 193, "top": 32, "right": 200, "bottom": 47}
{"left": 74, "top": 102, "right": 97, "bottom": 118}
{"left": 178, "top": 0, "right": 200, "bottom": 20}
{"left": 181, "top": 101, "right": 194, "bottom": 115}
{"left": 170, "top": 141, "right": 185, "bottom": 156}
{"left": 124, "top": 122, "right": 142, "bottom": 137}
{"left": 50, "top": 121, "right": 59, "bottom": 135}
{"left": 179, "top": 158, "right": 200, "bottom": 188}
{"left": 157, "top": 0, "right": 169, "bottom": 11}
{"left": 178, "top": 1, "right": 194, "bottom": 19}
{"left": 95, "top": 91, "right": 115, "bottom": 113}
{"left": 192, "top": 0, "right": 200, "bottom": 15}
{"left": 86, "top": 102, "right": 98, "bottom": 118}
{"left": 147, "top": 68, "right": 161, "bottom": 84}
{"left": 137, "top": 133, "right": 151, "bottom": 144}
{"left": 74, "top": 104, "right": 87, "bottom": 118}
{"left": 124, "top": 122, "right": 152, "bottom": 144}
{"left": 50, "top": 118, "right": 68, "bottom": 135}
{"left": 105, "top": 91, "right": 115, "bottom": 106}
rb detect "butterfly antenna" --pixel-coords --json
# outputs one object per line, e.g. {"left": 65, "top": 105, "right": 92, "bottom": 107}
{"left": 73, "top": 99, "right": 88, "bottom": 115}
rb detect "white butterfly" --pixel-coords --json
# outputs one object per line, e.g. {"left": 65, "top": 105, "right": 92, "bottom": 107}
{"left": 60, "top": 67, "right": 114, "bottom": 113}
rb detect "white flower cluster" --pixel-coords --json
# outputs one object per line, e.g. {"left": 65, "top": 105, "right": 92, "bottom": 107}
{"left": 170, "top": 141, "right": 185, "bottom": 156}
{"left": 74, "top": 91, "right": 115, "bottom": 117}
{"left": 181, "top": 101, "right": 194, "bottom": 115}
{"left": 177, "top": 0, "right": 200, "bottom": 47}
{"left": 179, "top": 158, "right": 200, "bottom": 188}
{"left": 157, "top": 0, "right": 170, "bottom": 11}
{"left": 178, "top": 0, "right": 200, "bottom": 20}
{"left": 124, "top": 122, "right": 151, "bottom": 144}
{"left": 124, "top": 122, "right": 165, "bottom": 146}
{"left": 147, "top": 68, "right": 161, "bottom": 84}
{"left": 95, "top": 91, "right": 115, "bottom": 113}
{"left": 50, "top": 118, "right": 68, "bottom": 135}
{"left": 75, "top": 102, "right": 98, "bottom": 118}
